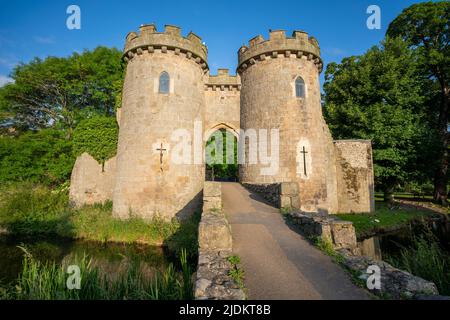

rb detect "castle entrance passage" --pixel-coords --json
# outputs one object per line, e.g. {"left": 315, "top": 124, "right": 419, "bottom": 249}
{"left": 205, "top": 128, "right": 238, "bottom": 182}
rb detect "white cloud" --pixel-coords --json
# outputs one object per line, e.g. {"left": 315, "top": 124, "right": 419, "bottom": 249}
{"left": 34, "top": 36, "right": 55, "bottom": 44}
{"left": 0, "top": 75, "right": 14, "bottom": 87}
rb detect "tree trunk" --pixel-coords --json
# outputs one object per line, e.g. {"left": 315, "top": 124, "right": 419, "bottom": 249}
{"left": 433, "top": 82, "right": 449, "bottom": 206}
{"left": 383, "top": 185, "right": 395, "bottom": 204}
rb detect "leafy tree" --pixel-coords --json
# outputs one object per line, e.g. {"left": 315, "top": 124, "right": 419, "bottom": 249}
{"left": 387, "top": 1, "right": 450, "bottom": 204}
{"left": 0, "top": 129, "right": 74, "bottom": 185}
{"left": 324, "top": 38, "right": 427, "bottom": 202}
{"left": 0, "top": 47, "right": 124, "bottom": 135}
{"left": 73, "top": 116, "right": 118, "bottom": 168}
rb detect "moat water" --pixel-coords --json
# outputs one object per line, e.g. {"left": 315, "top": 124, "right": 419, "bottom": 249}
{"left": 0, "top": 236, "right": 176, "bottom": 285}
{"left": 357, "top": 217, "right": 450, "bottom": 261}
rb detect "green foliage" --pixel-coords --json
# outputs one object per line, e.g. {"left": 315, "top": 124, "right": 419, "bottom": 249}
{"left": 0, "top": 47, "right": 124, "bottom": 132}
{"left": 0, "top": 184, "right": 70, "bottom": 236}
{"left": 228, "top": 255, "right": 241, "bottom": 266}
{"left": 337, "top": 202, "right": 430, "bottom": 238}
{"left": 314, "top": 237, "right": 336, "bottom": 257}
{"left": 387, "top": 1, "right": 450, "bottom": 204}
{"left": 0, "top": 184, "right": 186, "bottom": 246}
{"left": 387, "top": 1, "right": 449, "bottom": 83}
{"left": 228, "top": 255, "right": 245, "bottom": 290}
{"left": 0, "top": 249, "right": 193, "bottom": 300}
{"left": 0, "top": 130, "right": 74, "bottom": 186}
{"left": 205, "top": 129, "right": 238, "bottom": 181}
{"left": 73, "top": 116, "right": 118, "bottom": 164}
{"left": 385, "top": 231, "right": 450, "bottom": 295}
{"left": 165, "top": 211, "right": 201, "bottom": 259}
{"left": 324, "top": 37, "right": 429, "bottom": 196}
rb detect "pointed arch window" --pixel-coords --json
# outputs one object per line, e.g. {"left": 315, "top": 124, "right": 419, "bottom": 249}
{"left": 295, "top": 77, "right": 305, "bottom": 98}
{"left": 159, "top": 71, "right": 170, "bottom": 94}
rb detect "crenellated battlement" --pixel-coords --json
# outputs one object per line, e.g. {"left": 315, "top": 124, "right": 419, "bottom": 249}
{"left": 237, "top": 30, "right": 323, "bottom": 73}
{"left": 205, "top": 68, "right": 241, "bottom": 91}
{"left": 123, "top": 24, "right": 208, "bottom": 71}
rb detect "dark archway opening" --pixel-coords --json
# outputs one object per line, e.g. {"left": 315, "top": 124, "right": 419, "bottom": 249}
{"left": 205, "top": 129, "right": 238, "bottom": 182}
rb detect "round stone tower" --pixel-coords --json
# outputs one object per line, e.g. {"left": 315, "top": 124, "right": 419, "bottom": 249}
{"left": 113, "top": 24, "right": 208, "bottom": 220}
{"left": 238, "top": 30, "right": 338, "bottom": 213}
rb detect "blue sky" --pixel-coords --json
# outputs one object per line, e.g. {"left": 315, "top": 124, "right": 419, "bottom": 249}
{"left": 0, "top": 0, "right": 432, "bottom": 87}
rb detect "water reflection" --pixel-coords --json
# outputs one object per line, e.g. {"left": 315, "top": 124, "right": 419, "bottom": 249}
{"left": 0, "top": 236, "right": 174, "bottom": 285}
{"left": 357, "top": 218, "right": 450, "bottom": 262}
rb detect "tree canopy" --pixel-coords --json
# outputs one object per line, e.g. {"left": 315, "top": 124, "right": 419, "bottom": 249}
{"left": 0, "top": 47, "right": 124, "bottom": 134}
{"left": 0, "top": 129, "right": 74, "bottom": 185}
{"left": 387, "top": 1, "right": 450, "bottom": 203}
{"left": 0, "top": 47, "right": 122, "bottom": 184}
{"left": 324, "top": 37, "right": 429, "bottom": 200}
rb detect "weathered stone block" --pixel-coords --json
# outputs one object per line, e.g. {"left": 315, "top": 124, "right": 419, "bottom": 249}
{"left": 203, "top": 197, "right": 222, "bottom": 212}
{"left": 338, "top": 249, "right": 440, "bottom": 299}
{"left": 198, "top": 213, "right": 232, "bottom": 251}
{"left": 280, "top": 182, "right": 299, "bottom": 196}
{"left": 290, "top": 195, "right": 300, "bottom": 209}
{"left": 331, "top": 221, "right": 357, "bottom": 249}
{"left": 204, "top": 182, "right": 221, "bottom": 197}
{"left": 279, "top": 195, "right": 292, "bottom": 208}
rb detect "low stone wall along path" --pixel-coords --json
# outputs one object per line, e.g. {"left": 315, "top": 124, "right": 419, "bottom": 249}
{"left": 222, "top": 182, "right": 369, "bottom": 300}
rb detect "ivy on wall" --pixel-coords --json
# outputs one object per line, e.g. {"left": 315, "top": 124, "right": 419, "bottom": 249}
{"left": 73, "top": 116, "right": 118, "bottom": 167}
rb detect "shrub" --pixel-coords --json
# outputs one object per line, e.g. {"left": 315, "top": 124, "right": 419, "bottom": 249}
{"left": 0, "top": 130, "right": 74, "bottom": 185}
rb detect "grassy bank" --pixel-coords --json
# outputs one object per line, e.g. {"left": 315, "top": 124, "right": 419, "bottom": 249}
{"left": 337, "top": 202, "right": 432, "bottom": 238}
{"left": 0, "top": 184, "right": 199, "bottom": 256}
{"left": 0, "top": 248, "right": 193, "bottom": 300}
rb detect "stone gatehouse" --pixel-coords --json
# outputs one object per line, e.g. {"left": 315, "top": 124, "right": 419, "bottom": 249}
{"left": 69, "top": 24, "right": 375, "bottom": 219}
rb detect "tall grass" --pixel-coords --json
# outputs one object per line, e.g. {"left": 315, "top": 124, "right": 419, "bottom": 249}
{"left": 0, "top": 248, "right": 193, "bottom": 300}
{"left": 385, "top": 232, "right": 450, "bottom": 295}
{"left": 0, "top": 184, "right": 199, "bottom": 252}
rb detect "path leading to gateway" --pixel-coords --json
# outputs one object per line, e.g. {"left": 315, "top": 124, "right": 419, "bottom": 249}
{"left": 221, "top": 182, "right": 369, "bottom": 300}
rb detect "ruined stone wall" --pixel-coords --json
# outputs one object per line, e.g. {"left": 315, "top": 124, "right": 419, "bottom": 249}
{"left": 238, "top": 30, "right": 338, "bottom": 214}
{"left": 204, "top": 69, "right": 240, "bottom": 138}
{"left": 113, "top": 25, "right": 206, "bottom": 220}
{"left": 69, "top": 153, "right": 116, "bottom": 207}
{"left": 334, "top": 140, "right": 375, "bottom": 213}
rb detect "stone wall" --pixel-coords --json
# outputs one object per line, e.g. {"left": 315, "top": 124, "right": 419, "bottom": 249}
{"left": 195, "top": 182, "right": 245, "bottom": 300}
{"left": 69, "top": 153, "right": 116, "bottom": 207}
{"left": 288, "top": 210, "right": 443, "bottom": 299}
{"left": 335, "top": 140, "right": 375, "bottom": 213}
{"left": 338, "top": 249, "right": 440, "bottom": 299}
{"left": 242, "top": 182, "right": 300, "bottom": 209}
{"left": 289, "top": 211, "right": 358, "bottom": 252}
{"left": 204, "top": 69, "right": 240, "bottom": 140}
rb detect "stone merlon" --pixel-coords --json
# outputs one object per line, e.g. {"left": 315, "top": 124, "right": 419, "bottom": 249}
{"left": 123, "top": 24, "right": 208, "bottom": 70}
{"left": 206, "top": 69, "right": 241, "bottom": 90}
{"left": 238, "top": 29, "right": 322, "bottom": 73}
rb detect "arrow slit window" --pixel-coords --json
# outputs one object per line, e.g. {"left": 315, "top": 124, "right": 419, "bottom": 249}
{"left": 159, "top": 72, "right": 170, "bottom": 94}
{"left": 295, "top": 77, "right": 305, "bottom": 98}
